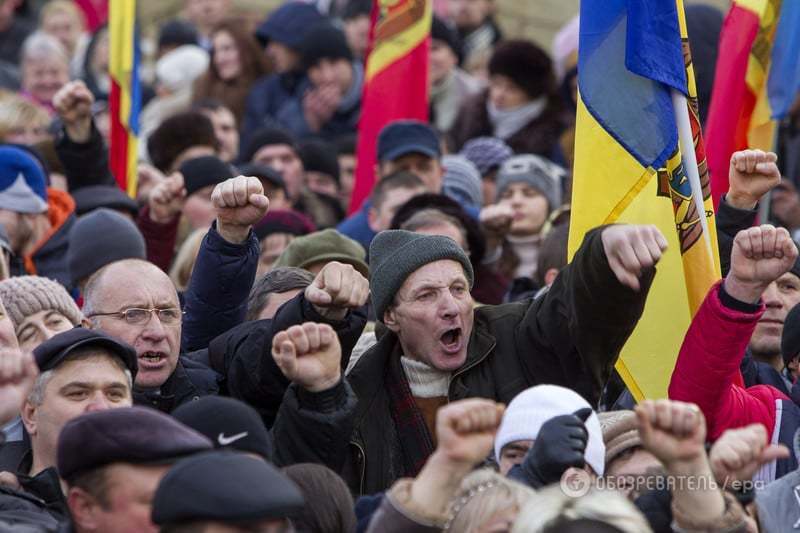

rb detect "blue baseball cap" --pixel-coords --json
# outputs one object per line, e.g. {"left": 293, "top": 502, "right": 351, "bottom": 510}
{"left": 377, "top": 120, "right": 440, "bottom": 162}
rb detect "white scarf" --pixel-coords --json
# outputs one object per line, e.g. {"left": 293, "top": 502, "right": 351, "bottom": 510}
{"left": 487, "top": 96, "right": 547, "bottom": 140}
{"left": 400, "top": 356, "right": 450, "bottom": 398}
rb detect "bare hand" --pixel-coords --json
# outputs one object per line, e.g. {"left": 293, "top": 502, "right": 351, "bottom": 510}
{"left": 479, "top": 203, "right": 514, "bottom": 235}
{"left": 0, "top": 348, "right": 39, "bottom": 426}
{"left": 709, "top": 424, "right": 789, "bottom": 486}
{"left": 303, "top": 86, "right": 340, "bottom": 133}
{"left": 636, "top": 399, "right": 706, "bottom": 471}
{"left": 727, "top": 150, "right": 781, "bottom": 210}
{"left": 148, "top": 172, "right": 186, "bottom": 223}
{"left": 601, "top": 225, "right": 668, "bottom": 291}
{"left": 727, "top": 225, "right": 798, "bottom": 303}
{"left": 53, "top": 80, "right": 94, "bottom": 143}
{"left": 305, "top": 262, "right": 369, "bottom": 320}
{"left": 272, "top": 322, "right": 341, "bottom": 392}
{"left": 212, "top": 175, "right": 269, "bottom": 243}
{"left": 435, "top": 399, "right": 505, "bottom": 466}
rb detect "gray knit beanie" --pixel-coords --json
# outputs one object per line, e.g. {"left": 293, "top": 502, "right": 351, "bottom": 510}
{"left": 495, "top": 154, "right": 566, "bottom": 212}
{"left": 67, "top": 209, "right": 147, "bottom": 286}
{"left": 442, "top": 155, "right": 483, "bottom": 211}
{"left": 0, "top": 276, "right": 82, "bottom": 329}
{"left": 369, "top": 230, "right": 474, "bottom": 321}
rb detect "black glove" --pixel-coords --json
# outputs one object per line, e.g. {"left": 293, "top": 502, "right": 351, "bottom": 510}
{"left": 507, "top": 407, "right": 592, "bottom": 489}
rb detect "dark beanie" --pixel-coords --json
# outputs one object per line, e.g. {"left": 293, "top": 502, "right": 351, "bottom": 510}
{"left": 238, "top": 162, "right": 286, "bottom": 193}
{"left": 67, "top": 208, "right": 147, "bottom": 286}
{"left": 432, "top": 16, "right": 461, "bottom": 61}
{"left": 342, "top": 0, "right": 372, "bottom": 20}
{"left": 71, "top": 185, "right": 139, "bottom": 218}
{"left": 148, "top": 111, "right": 217, "bottom": 172}
{"left": 298, "top": 140, "right": 340, "bottom": 184}
{"left": 242, "top": 128, "right": 297, "bottom": 164}
{"left": 369, "top": 230, "right": 473, "bottom": 320}
{"left": 300, "top": 23, "right": 353, "bottom": 70}
{"left": 255, "top": 2, "right": 324, "bottom": 49}
{"left": 254, "top": 210, "right": 316, "bottom": 241}
{"left": 179, "top": 156, "right": 235, "bottom": 198}
{"left": 783, "top": 303, "right": 800, "bottom": 365}
{"left": 158, "top": 19, "right": 200, "bottom": 49}
{"left": 489, "top": 39, "right": 555, "bottom": 99}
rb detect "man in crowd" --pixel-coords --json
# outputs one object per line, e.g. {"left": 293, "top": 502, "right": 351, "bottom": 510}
{"left": 338, "top": 120, "right": 444, "bottom": 248}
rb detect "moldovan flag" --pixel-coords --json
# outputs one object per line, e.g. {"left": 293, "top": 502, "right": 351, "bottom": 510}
{"left": 569, "top": 0, "right": 721, "bottom": 400}
{"left": 348, "top": 0, "right": 431, "bottom": 214}
{"left": 109, "top": 0, "right": 141, "bottom": 198}
{"left": 705, "top": 0, "right": 800, "bottom": 207}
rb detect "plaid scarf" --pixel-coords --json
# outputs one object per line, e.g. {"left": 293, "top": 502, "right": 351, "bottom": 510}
{"left": 385, "top": 347, "right": 435, "bottom": 478}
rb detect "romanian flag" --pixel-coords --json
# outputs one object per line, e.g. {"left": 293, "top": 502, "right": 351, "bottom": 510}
{"left": 109, "top": 0, "right": 141, "bottom": 198}
{"left": 569, "top": 0, "right": 721, "bottom": 400}
{"left": 348, "top": 0, "right": 431, "bottom": 214}
{"left": 705, "top": 0, "right": 800, "bottom": 207}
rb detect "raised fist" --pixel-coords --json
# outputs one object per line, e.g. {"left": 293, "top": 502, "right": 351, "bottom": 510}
{"left": 479, "top": 203, "right": 514, "bottom": 235}
{"left": 53, "top": 80, "right": 94, "bottom": 143}
{"left": 148, "top": 172, "right": 186, "bottom": 224}
{"left": 709, "top": 424, "right": 789, "bottom": 486}
{"left": 0, "top": 348, "right": 39, "bottom": 427}
{"left": 727, "top": 225, "right": 798, "bottom": 303}
{"left": 435, "top": 399, "right": 505, "bottom": 466}
{"left": 727, "top": 149, "right": 781, "bottom": 210}
{"left": 601, "top": 225, "right": 668, "bottom": 291}
{"left": 305, "top": 261, "right": 369, "bottom": 320}
{"left": 211, "top": 175, "right": 269, "bottom": 243}
{"left": 635, "top": 399, "right": 706, "bottom": 470}
{"left": 272, "top": 322, "right": 342, "bottom": 393}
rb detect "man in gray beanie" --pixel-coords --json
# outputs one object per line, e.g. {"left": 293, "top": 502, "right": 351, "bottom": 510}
{"left": 494, "top": 154, "right": 567, "bottom": 213}
{"left": 271, "top": 222, "right": 668, "bottom": 494}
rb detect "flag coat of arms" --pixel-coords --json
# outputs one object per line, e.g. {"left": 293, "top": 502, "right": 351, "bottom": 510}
{"left": 569, "top": 0, "right": 721, "bottom": 400}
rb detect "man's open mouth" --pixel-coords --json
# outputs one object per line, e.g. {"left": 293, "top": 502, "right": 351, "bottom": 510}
{"left": 440, "top": 328, "right": 463, "bottom": 353}
{"left": 139, "top": 351, "right": 167, "bottom": 367}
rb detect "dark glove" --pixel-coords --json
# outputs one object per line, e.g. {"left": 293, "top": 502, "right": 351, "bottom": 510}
{"left": 507, "top": 407, "right": 592, "bottom": 489}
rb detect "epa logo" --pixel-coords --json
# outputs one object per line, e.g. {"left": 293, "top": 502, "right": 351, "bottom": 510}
{"left": 560, "top": 468, "right": 591, "bottom": 498}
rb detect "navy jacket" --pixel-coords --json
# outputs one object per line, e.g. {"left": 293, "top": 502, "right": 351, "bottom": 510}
{"left": 240, "top": 72, "right": 306, "bottom": 153}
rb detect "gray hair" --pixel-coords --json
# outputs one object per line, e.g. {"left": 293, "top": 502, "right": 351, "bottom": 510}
{"left": 400, "top": 209, "right": 470, "bottom": 253}
{"left": 27, "top": 348, "right": 133, "bottom": 406}
{"left": 22, "top": 31, "right": 69, "bottom": 65}
{"left": 246, "top": 267, "right": 315, "bottom": 321}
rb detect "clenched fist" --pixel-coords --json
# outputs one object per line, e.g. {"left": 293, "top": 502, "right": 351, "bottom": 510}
{"left": 727, "top": 225, "right": 799, "bottom": 303}
{"left": 272, "top": 322, "right": 342, "bottom": 393}
{"left": 435, "top": 399, "right": 505, "bottom": 466}
{"left": 305, "top": 261, "right": 369, "bottom": 320}
{"left": 636, "top": 399, "right": 706, "bottom": 471}
{"left": 212, "top": 175, "right": 269, "bottom": 243}
{"left": 0, "top": 347, "right": 39, "bottom": 427}
{"left": 601, "top": 225, "right": 668, "bottom": 291}
{"left": 709, "top": 424, "right": 789, "bottom": 486}
{"left": 148, "top": 172, "right": 186, "bottom": 224}
{"left": 53, "top": 80, "right": 94, "bottom": 143}
{"left": 727, "top": 149, "right": 781, "bottom": 210}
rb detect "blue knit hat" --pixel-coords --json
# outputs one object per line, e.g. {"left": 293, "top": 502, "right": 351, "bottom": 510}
{"left": 459, "top": 137, "right": 513, "bottom": 177}
{"left": 442, "top": 155, "right": 482, "bottom": 210}
{"left": 0, "top": 145, "right": 48, "bottom": 214}
{"left": 255, "top": 2, "right": 324, "bottom": 49}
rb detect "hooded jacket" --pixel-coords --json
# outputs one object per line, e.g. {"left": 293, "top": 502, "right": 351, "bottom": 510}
{"left": 343, "top": 226, "right": 654, "bottom": 494}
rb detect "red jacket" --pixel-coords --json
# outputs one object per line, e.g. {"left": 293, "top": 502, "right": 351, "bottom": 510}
{"left": 668, "top": 281, "right": 787, "bottom": 441}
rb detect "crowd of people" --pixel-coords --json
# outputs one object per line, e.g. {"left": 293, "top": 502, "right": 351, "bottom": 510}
{"left": 0, "top": 0, "right": 799, "bottom": 531}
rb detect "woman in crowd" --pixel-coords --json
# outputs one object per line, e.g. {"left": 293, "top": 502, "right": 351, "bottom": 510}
{"left": 192, "top": 18, "right": 271, "bottom": 124}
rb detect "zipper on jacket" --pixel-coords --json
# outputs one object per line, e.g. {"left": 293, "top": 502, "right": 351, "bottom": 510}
{"left": 450, "top": 338, "right": 496, "bottom": 392}
{"left": 350, "top": 439, "right": 366, "bottom": 495}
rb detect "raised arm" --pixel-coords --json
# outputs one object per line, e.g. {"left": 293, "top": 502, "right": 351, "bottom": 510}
{"left": 669, "top": 225, "right": 798, "bottom": 439}
{"left": 181, "top": 175, "right": 268, "bottom": 352}
{"left": 519, "top": 224, "right": 666, "bottom": 404}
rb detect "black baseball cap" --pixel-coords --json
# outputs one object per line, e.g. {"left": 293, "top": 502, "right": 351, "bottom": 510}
{"left": 377, "top": 120, "right": 440, "bottom": 162}
{"left": 33, "top": 328, "right": 138, "bottom": 380}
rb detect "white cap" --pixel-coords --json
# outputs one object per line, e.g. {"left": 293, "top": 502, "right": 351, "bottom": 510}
{"left": 494, "top": 384, "right": 605, "bottom": 476}
{"left": 155, "top": 45, "right": 209, "bottom": 93}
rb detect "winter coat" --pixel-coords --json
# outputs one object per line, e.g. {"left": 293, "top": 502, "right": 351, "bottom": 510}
{"left": 54, "top": 122, "right": 116, "bottom": 192}
{"left": 0, "top": 442, "right": 68, "bottom": 526}
{"left": 755, "top": 466, "right": 800, "bottom": 532}
{"left": 449, "top": 89, "right": 567, "bottom": 164}
{"left": 240, "top": 71, "right": 306, "bottom": 153}
{"left": 342, "top": 226, "right": 654, "bottom": 494}
{"left": 10, "top": 189, "right": 76, "bottom": 293}
{"left": 133, "top": 357, "right": 220, "bottom": 413}
{"left": 668, "top": 281, "right": 800, "bottom": 483}
{"left": 181, "top": 224, "right": 259, "bottom": 353}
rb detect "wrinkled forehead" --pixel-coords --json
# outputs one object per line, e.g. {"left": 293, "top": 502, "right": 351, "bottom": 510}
{"left": 95, "top": 261, "right": 179, "bottom": 307}
{"left": 397, "top": 259, "right": 468, "bottom": 296}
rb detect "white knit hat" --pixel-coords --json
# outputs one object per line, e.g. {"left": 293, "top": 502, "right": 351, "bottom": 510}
{"left": 494, "top": 384, "right": 606, "bottom": 476}
{"left": 155, "top": 45, "right": 209, "bottom": 93}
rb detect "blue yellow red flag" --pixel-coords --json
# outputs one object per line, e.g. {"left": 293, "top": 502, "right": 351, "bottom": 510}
{"left": 109, "top": 0, "right": 140, "bottom": 198}
{"left": 569, "top": 0, "right": 720, "bottom": 400}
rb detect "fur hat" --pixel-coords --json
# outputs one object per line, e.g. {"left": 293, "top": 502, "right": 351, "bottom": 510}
{"left": 147, "top": 112, "right": 217, "bottom": 172}
{"left": 489, "top": 40, "right": 556, "bottom": 99}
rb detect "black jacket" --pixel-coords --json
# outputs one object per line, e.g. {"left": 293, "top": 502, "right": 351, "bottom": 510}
{"left": 342, "top": 227, "right": 654, "bottom": 494}
{"left": 0, "top": 441, "right": 67, "bottom": 527}
{"left": 133, "top": 357, "right": 220, "bottom": 413}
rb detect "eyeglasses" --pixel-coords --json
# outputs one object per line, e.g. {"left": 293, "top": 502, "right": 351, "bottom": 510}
{"left": 88, "top": 308, "right": 184, "bottom": 326}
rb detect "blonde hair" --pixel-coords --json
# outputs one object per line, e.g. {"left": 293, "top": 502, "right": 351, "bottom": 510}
{"left": 0, "top": 94, "right": 51, "bottom": 141}
{"left": 445, "top": 469, "right": 534, "bottom": 533}
{"left": 39, "top": 0, "right": 86, "bottom": 31}
{"left": 169, "top": 229, "right": 207, "bottom": 291}
{"left": 511, "top": 486, "right": 652, "bottom": 533}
